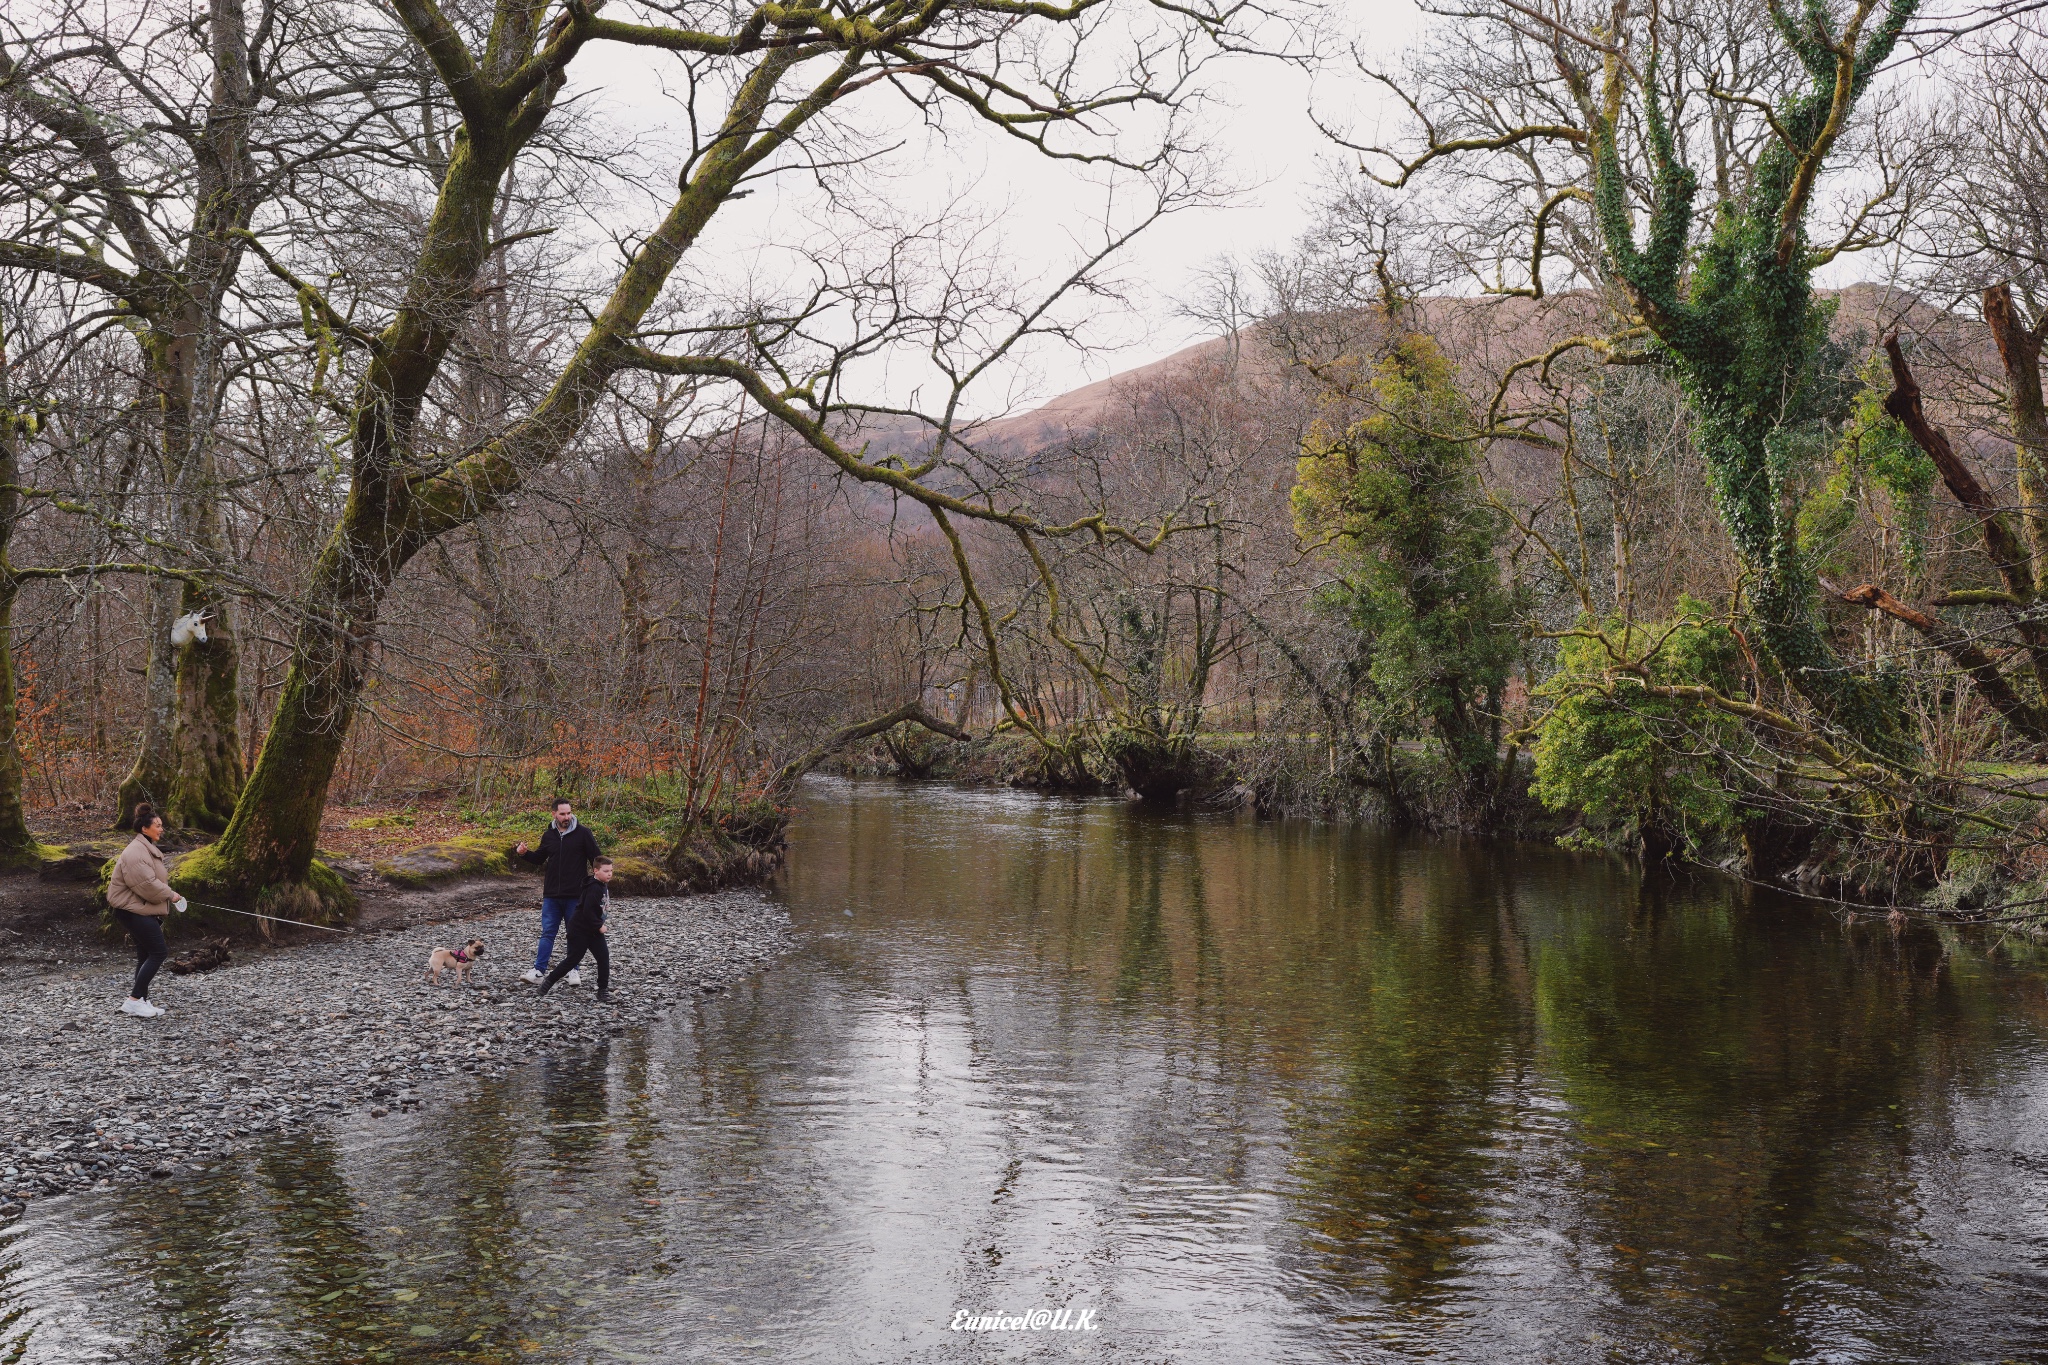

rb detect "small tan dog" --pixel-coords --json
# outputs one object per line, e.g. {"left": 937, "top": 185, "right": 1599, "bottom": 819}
{"left": 424, "top": 939, "right": 486, "bottom": 985}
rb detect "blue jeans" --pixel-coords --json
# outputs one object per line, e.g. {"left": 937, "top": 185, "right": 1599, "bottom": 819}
{"left": 534, "top": 896, "right": 580, "bottom": 972}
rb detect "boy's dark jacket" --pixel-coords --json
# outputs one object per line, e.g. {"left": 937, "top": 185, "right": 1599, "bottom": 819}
{"left": 571, "top": 878, "right": 610, "bottom": 931}
{"left": 521, "top": 821, "right": 602, "bottom": 898}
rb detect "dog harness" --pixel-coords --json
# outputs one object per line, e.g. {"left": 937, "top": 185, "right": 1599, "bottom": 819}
{"left": 452, "top": 948, "right": 471, "bottom": 963}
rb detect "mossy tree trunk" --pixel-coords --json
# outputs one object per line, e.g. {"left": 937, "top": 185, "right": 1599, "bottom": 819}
{"left": 166, "top": 585, "right": 246, "bottom": 830}
{"left": 116, "top": 322, "right": 248, "bottom": 832}
{"left": 0, "top": 397, "right": 42, "bottom": 862}
{"left": 153, "top": 5, "right": 257, "bottom": 831}
{"left": 766, "top": 701, "right": 969, "bottom": 801}
{"left": 0, "top": 577, "right": 36, "bottom": 863}
{"left": 114, "top": 578, "right": 181, "bottom": 826}
{"left": 194, "top": 512, "right": 382, "bottom": 893}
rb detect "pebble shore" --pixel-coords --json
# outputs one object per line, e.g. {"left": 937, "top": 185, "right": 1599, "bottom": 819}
{"left": 0, "top": 891, "right": 791, "bottom": 1217}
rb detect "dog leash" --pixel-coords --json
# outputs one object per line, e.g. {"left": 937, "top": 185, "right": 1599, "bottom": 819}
{"left": 180, "top": 899, "right": 351, "bottom": 932}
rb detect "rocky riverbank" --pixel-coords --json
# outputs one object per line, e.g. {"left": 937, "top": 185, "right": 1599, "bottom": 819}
{"left": 0, "top": 890, "right": 792, "bottom": 1218}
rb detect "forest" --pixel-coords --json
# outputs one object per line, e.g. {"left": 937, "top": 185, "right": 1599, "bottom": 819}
{"left": 4, "top": 0, "right": 2048, "bottom": 926}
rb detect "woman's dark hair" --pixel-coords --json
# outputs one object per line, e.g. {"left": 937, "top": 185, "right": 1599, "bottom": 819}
{"left": 132, "top": 802, "right": 160, "bottom": 831}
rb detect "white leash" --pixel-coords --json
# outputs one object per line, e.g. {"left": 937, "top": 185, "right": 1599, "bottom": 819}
{"left": 180, "top": 899, "right": 351, "bottom": 932}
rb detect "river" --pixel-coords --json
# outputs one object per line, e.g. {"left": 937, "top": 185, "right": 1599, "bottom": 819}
{"left": 5, "top": 778, "right": 2048, "bottom": 1362}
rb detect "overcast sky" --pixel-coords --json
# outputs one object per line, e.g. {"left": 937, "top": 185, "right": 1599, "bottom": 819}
{"left": 567, "top": 2, "right": 1430, "bottom": 421}
{"left": 564, "top": 0, "right": 1935, "bottom": 429}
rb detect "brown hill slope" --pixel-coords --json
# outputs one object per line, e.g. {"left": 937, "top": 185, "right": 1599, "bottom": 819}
{"left": 833, "top": 282, "right": 2003, "bottom": 525}
{"left": 968, "top": 282, "right": 1991, "bottom": 456}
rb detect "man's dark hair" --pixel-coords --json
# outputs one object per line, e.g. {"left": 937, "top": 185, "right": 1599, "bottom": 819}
{"left": 551, "top": 796, "right": 572, "bottom": 811}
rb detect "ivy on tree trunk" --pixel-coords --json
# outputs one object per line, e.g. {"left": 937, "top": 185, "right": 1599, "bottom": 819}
{"left": 1582, "top": 0, "right": 1918, "bottom": 757}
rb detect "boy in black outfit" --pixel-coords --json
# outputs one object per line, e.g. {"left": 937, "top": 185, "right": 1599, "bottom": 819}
{"left": 537, "top": 856, "right": 614, "bottom": 1002}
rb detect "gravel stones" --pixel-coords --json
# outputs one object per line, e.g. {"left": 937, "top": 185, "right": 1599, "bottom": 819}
{"left": 0, "top": 891, "right": 791, "bottom": 1216}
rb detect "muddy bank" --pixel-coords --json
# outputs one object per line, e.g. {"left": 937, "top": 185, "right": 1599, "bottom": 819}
{"left": 0, "top": 889, "right": 791, "bottom": 1218}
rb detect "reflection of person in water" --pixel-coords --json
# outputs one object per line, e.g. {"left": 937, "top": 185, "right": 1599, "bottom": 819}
{"left": 535, "top": 1046, "right": 612, "bottom": 1176}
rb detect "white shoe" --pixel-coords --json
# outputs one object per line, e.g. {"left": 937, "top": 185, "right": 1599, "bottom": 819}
{"left": 521, "top": 968, "right": 543, "bottom": 984}
{"left": 121, "top": 998, "right": 164, "bottom": 1018}
{"left": 566, "top": 970, "right": 581, "bottom": 986}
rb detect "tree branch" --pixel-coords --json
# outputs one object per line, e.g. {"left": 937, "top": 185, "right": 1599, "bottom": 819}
{"left": 1883, "top": 330, "right": 2035, "bottom": 600}
{"left": 766, "top": 700, "right": 969, "bottom": 798}
{"left": 1837, "top": 582, "right": 2048, "bottom": 740}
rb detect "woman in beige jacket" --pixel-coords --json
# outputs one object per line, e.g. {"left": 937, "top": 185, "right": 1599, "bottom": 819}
{"left": 107, "top": 802, "right": 186, "bottom": 1017}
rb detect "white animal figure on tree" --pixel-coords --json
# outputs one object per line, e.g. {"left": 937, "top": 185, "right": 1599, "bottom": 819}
{"left": 170, "top": 610, "right": 213, "bottom": 648}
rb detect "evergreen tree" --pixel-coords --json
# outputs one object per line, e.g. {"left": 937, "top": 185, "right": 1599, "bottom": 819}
{"left": 1293, "top": 334, "right": 1521, "bottom": 818}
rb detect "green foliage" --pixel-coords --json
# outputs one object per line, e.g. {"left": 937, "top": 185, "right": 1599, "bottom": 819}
{"left": 1292, "top": 333, "right": 1521, "bottom": 787}
{"left": 1796, "top": 362, "right": 1935, "bottom": 579}
{"left": 1531, "top": 601, "right": 1747, "bottom": 858}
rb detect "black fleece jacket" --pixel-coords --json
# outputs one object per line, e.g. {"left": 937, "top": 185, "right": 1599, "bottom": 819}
{"left": 521, "top": 821, "right": 602, "bottom": 898}
{"left": 570, "top": 878, "right": 610, "bottom": 932}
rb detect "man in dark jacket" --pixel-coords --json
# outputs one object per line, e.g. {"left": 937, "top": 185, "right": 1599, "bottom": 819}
{"left": 517, "top": 797, "right": 602, "bottom": 983}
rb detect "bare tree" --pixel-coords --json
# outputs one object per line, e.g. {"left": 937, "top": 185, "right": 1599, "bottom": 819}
{"left": 166, "top": 0, "right": 1262, "bottom": 912}
{"left": 0, "top": 0, "right": 408, "bottom": 829}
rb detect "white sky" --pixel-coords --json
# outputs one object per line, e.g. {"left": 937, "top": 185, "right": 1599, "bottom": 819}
{"left": 562, "top": 0, "right": 1937, "bottom": 427}
{"left": 569, "top": 1, "right": 1428, "bottom": 420}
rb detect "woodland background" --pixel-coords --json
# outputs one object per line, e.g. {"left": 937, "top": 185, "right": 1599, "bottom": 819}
{"left": 5, "top": 0, "right": 2048, "bottom": 924}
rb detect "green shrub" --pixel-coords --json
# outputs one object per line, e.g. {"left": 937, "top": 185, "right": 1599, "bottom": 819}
{"left": 1531, "top": 599, "right": 1747, "bottom": 859}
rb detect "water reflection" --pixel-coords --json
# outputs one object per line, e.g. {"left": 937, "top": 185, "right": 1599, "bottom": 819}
{"left": 5, "top": 779, "right": 2048, "bottom": 1362}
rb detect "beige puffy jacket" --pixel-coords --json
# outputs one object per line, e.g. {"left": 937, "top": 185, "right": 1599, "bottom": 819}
{"left": 106, "top": 833, "right": 176, "bottom": 916}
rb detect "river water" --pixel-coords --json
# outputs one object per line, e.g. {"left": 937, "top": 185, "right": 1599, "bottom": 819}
{"left": 6, "top": 778, "right": 2048, "bottom": 1363}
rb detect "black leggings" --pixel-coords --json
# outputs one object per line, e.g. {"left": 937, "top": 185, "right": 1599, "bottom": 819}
{"left": 541, "top": 925, "right": 609, "bottom": 992}
{"left": 112, "top": 908, "right": 168, "bottom": 1000}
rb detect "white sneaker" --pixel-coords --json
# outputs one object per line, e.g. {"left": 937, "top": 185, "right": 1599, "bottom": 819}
{"left": 566, "top": 969, "right": 581, "bottom": 986}
{"left": 121, "top": 998, "right": 164, "bottom": 1018}
{"left": 521, "top": 968, "right": 543, "bottom": 984}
